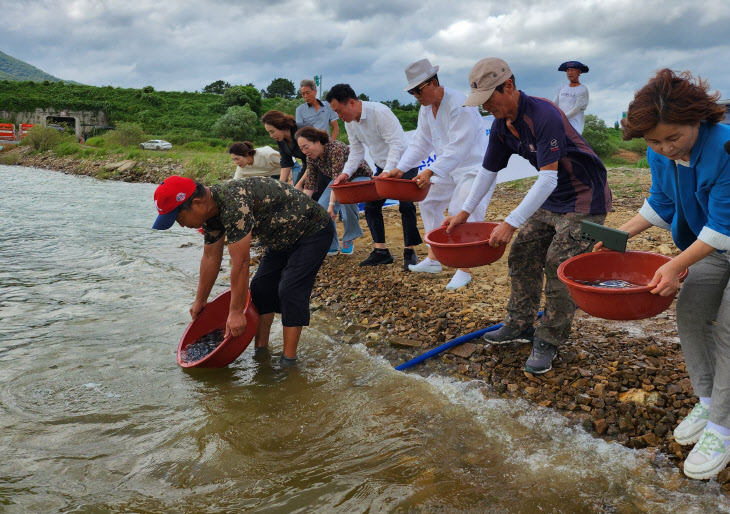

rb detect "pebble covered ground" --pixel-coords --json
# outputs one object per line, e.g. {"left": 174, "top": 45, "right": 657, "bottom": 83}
{"left": 308, "top": 169, "right": 730, "bottom": 488}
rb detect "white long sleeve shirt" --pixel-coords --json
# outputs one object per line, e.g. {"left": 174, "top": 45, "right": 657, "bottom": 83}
{"left": 396, "top": 87, "right": 488, "bottom": 183}
{"left": 463, "top": 167, "right": 558, "bottom": 228}
{"left": 554, "top": 83, "right": 589, "bottom": 134}
{"left": 342, "top": 101, "right": 407, "bottom": 176}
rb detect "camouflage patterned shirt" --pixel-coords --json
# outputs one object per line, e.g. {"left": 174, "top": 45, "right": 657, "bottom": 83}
{"left": 203, "top": 177, "right": 330, "bottom": 251}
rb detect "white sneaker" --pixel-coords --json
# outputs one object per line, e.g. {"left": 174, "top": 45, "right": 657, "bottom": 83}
{"left": 408, "top": 259, "right": 442, "bottom": 274}
{"left": 674, "top": 402, "right": 710, "bottom": 445}
{"left": 445, "top": 271, "right": 471, "bottom": 290}
{"left": 683, "top": 428, "right": 730, "bottom": 480}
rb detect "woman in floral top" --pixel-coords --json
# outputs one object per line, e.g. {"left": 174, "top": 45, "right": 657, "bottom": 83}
{"left": 295, "top": 126, "right": 372, "bottom": 255}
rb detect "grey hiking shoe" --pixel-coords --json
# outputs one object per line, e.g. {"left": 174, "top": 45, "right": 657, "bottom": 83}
{"left": 524, "top": 337, "right": 558, "bottom": 374}
{"left": 482, "top": 324, "right": 535, "bottom": 344}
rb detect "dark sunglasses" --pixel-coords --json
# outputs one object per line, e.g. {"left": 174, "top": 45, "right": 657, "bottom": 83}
{"left": 408, "top": 80, "right": 432, "bottom": 96}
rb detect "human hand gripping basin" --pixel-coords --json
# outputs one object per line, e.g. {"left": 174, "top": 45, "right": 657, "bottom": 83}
{"left": 557, "top": 251, "right": 688, "bottom": 320}
{"left": 373, "top": 177, "right": 430, "bottom": 202}
{"left": 330, "top": 180, "right": 383, "bottom": 204}
{"left": 424, "top": 222, "right": 506, "bottom": 268}
{"left": 177, "top": 289, "right": 259, "bottom": 368}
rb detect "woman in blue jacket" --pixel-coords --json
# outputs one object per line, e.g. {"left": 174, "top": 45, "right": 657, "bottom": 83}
{"left": 608, "top": 69, "right": 730, "bottom": 480}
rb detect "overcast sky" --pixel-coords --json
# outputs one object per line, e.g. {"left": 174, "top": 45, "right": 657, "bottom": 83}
{"left": 3, "top": 0, "right": 729, "bottom": 125}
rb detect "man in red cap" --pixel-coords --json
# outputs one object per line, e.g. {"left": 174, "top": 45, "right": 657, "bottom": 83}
{"left": 152, "top": 175, "right": 334, "bottom": 368}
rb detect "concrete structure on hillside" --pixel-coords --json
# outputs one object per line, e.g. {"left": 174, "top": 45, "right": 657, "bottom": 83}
{"left": 0, "top": 108, "right": 110, "bottom": 139}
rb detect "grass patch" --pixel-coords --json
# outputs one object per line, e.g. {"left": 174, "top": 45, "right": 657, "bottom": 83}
{"left": 499, "top": 176, "right": 537, "bottom": 192}
{"left": 54, "top": 141, "right": 81, "bottom": 156}
{"left": 0, "top": 152, "right": 20, "bottom": 165}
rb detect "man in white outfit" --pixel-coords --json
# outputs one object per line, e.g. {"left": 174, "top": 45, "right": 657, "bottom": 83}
{"left": 326, "top": 84, "right": 424, "bottom": 269}
{"left": 382, "top": 59, "right": 494, "bottom": 290}
{"left": 554, "top": 61, "right": 590, "bottom": 134}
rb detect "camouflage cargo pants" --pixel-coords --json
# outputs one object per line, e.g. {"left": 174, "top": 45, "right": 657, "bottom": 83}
{"left": 503, "top": 208, "right": 607, "bottom": 347}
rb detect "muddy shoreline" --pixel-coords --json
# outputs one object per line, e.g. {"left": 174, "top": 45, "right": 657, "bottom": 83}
{"left": 7, "top": 149, "right": 729, "bottom": 488}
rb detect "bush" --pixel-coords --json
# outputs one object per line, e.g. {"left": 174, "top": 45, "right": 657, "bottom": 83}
{"left": 183, "top": 141, "right": 209, "bottom": 151}
{"left": 106, "top": 122, "right": 146, "bottom": 147}
{"left": 393, "top": 109, "right": 419, "bottom": 131}
{"left": 261, "top": 97, "right": 303, "bottom": 116}
{"left": 22, "top": 126, "right": 65, "bottom": 151}
{"left": 223, "top": 85, "right": 263, "bottom": 114}
{"left": 85, "top": 136, "right": 105, "bottom": 147}
{"left": 212, "top": 105, "right": 258, "bottom": 141}
{"left": 54, "top": 141, "right": 81, "bottom": 156}
{"left": 627, "top": 137, "right": 648, "bottom": 154}
{"left": 582, "top": 114, "right": 614, "bottom": 157}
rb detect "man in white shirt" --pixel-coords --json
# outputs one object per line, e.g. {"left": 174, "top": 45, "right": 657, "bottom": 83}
{"left": 554, "top": 61, "right": 590, "bottom": 134}
{"left": 295, "top": 79, "right": 339, "bottom": 139}
{"left": 326, "top": 84, "right": 423, "bottom": 268}
{"left": 382, "top": 59, "right": 494, "bottom": 290}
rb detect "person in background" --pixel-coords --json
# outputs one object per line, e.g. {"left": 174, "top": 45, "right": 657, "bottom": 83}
{"left": 229, "top": 141, "right": 281, "bottom": 180}
{"left": 600, "top": 69, "right": 730, "bottom": 480}
{"left": 260, "top": 110, "right": 312, "bottom": 195}
{"left": 151, "top": 175, "right": 333, "bottom": 368}
{"left": 295, "top": 126, "right": 372, "bottom": 256}
{"left": 554, "top": 61, "right": 590, "bottom": 134}
{"left": 382, "top": 58, "right": 494, "bottom": 290}
{"left": 326, "top": 83, "right": 423, "bottom": 269}
{"left": 296, "top": 79, "right": 340, "bottom": 139}
{"left": 444, "top": 57, "right": 611, "bottom": 375}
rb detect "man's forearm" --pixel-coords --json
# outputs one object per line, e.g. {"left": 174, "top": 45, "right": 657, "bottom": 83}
{"left": 229, "top": 256, "right": 250, "bottom": 313}
{"left": 196, "top": 251, "right": 223, "bottom": 303}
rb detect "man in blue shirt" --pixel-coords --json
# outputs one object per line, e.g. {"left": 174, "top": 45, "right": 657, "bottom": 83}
{"left": 445, "top": 57, "right": 612, "bottom": 374}
{"left": 296, "top": 79, "right": 339, "bottom": 139}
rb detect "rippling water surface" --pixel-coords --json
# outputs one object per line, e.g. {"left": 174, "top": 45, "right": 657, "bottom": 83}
{"left": 1, "top": 165, "right": 729, "bottom": 512}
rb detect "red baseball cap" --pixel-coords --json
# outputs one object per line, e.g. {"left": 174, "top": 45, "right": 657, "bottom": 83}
{"left": 152, "top": 175, "right": 196, "bottom": 230}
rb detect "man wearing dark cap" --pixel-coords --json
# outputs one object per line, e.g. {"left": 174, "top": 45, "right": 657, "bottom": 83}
{"left": 443, "top": 57, "right": 611, "bottom": 374}
{"left": 151, "top": 175, "right": 333, "bottom": 368}
{"left": 554, "top": 61, "right": 590, "bottom": 134}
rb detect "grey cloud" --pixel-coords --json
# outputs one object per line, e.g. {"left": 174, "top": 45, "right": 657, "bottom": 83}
{"left": 1, "top": 0, "right": 728, "bottom": 124}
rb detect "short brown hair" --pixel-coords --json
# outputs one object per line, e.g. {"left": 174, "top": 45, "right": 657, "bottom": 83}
{"left": 228, "top": 141, "right": 256, "bottom": 157}
{"left": 294, "top": 126, "right": 329, "bottom": 145}
{"left": 621, "top": 68, "right": 725, "bottom": 140}
{"left": 260, "top": 110, "right": 297, "bottom": 131}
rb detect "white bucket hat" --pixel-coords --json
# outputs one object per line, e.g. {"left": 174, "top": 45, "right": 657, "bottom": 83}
{"left": 403, "top": 59, "right": 439, "bottom": 92}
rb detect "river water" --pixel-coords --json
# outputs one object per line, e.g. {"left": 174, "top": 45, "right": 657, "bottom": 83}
{"left": 1, "top": 165, "right": 729, "bottom": 513}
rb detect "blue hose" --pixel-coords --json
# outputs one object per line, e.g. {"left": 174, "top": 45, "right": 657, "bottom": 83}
{"left": 395, "top": 311, "right": 544, "bottom": 371}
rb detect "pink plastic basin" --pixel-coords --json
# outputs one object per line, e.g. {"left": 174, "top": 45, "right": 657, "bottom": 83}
{"left": 557, "top": 250, "right": 688, "bottom": 320}
{"left": 374, "top": 177, "right": 430, "bottom": 202}
{"left": 330, "top": 180, "right": 382, "bottom": 204}
{"left": 424, "top": 222, "right": 506, "bottom": 268}
{"left": 177, "top": 289, "right": 259, "bottom": 368}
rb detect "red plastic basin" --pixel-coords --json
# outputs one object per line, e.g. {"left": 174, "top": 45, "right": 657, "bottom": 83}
{"left": 557, "top": 250, "right": 688, "bottom": 320}
{"left": 330, "top": 180, "right": 382, "bottom": 204}
{"left": 424, "top": 222, "right": 506, "bottom": 268}
{"left": 374, "top": 177, "right": 430, "bottom": 202}
{"left": 177, "top": 289, "right": 259, "bottom": 368}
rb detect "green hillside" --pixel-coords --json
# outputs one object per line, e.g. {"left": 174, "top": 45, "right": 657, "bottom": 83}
{"left": 0, "top": 80, "right": 227, "bottom": 133}
{"left": 0, "top": 50, "right": 68, "bottom": 82}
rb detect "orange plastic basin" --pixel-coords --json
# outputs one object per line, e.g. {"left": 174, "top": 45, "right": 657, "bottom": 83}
{"left": 424, "top": 222, "right": 506, "bottom": 268}
{"left": 557, "top": 250, "right": 688, "bottom": 320}
{"left": 374, "top": 177, "right": 430, "bottom": 202}
{"left": 330, "top": 180, "right": 382, "bottom": 204}
{"left": 177, "top": 289, "right": 259, "bottom": 368}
